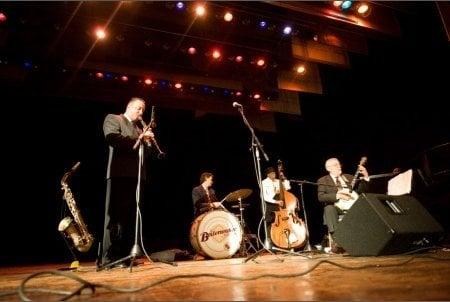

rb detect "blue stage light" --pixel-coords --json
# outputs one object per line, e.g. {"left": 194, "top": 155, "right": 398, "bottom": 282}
{"left": 283, "top": 26, "right": 292, "bottom": 35}
{"left": 341, "top": 0, "right": 353, "bottom": 10}
{"left": 176, "top": 2, "right": 185, "bottom": 10}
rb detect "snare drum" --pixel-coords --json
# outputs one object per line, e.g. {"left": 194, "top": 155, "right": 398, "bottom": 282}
{"left": 190, "top": 210, "right": 242, "bottom": 259}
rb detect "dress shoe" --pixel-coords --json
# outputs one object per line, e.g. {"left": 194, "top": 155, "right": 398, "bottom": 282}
{"left": 193, "top": 254, "right": 205, "bottom": 261}
{"left": 331, "top": 242, "right": 345, "bottom": 254}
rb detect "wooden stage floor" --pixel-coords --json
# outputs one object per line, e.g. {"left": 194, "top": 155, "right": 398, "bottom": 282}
{"left": 1, "top": 249, "right": 450, "bottom": 301}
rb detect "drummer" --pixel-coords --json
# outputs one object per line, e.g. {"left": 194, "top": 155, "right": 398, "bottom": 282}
{"left": 192, "top": 172, "right": 222, "bottom": 217}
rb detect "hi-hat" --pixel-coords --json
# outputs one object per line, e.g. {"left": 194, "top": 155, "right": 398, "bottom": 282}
{"left": 225, "top": 189, "right": 252, "bottom": 202}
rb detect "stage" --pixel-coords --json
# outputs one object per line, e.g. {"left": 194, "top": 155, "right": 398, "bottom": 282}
{"left": 1, "top": 249, "right": 450, "bottom": 301}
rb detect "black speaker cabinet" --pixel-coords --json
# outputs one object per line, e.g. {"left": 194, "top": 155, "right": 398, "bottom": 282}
{"left": 334, "top": 193, "right": 444, "bottom": 256}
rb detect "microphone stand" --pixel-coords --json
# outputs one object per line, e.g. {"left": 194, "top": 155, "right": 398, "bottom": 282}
{"left": 297, "top": 181, "right": 312, "bottom": 252}
{"left": 234, "top": 105, "right": 307, "bottom": 262}
{"left": 233, "top": 105, "right": 271, "bottom": 261}
{"left": 97, "top": 126, "right": 148, "bottom": 272}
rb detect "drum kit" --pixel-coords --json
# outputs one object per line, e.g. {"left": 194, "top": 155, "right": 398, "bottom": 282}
{"left": 190, "top": 188, "right": 258, "bottom": 259}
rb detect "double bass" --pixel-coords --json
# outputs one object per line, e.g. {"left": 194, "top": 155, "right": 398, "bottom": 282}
{"left": 270, "top": 160, "right": 307, "bottom": 249}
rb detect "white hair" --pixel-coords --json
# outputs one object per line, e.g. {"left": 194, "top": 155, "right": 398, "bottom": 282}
{"left": 325, "top": 157, "right": 339, "bottom": 170}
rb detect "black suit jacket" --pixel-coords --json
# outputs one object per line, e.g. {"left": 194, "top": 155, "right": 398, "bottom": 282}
{"left": 103, "top": 114, "right": 149, "bottom": 179}
{"left": 192, "top": 185, "right": 217, "bottom": 216}
{"left": 317, "top": 173, "right": 368, "bottom": 205}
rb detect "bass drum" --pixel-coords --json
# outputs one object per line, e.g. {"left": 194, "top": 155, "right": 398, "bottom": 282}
{"left": 190, "top": 210, "right": 243, "bottom": 259}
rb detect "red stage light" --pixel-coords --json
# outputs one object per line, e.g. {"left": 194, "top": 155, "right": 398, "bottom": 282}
{"left": 188, "top": 47, "right": 197, "bottom": 55}
{"left": 296, "top": 65, "right": 306, "bottom": 75}
{"left": 144, "top": 78, "right": 152, "bottom": 85}
{"left": 95, "top": 72, "right": 104, "bottom": 78}
{"left": 95, "top": 28, "right": 106, "bottom": 40}
{"left": 212, "top": 50, "right": 221, "bottom": 59}
{"left": 235, "top": 55, "right": 243, "bottom": 63}
{"left": 224, "top": 12, "right": 233, "bottom": 22}
{"left": 195, "top": 5, "right": 206, "bottom": 17}
{"left": 174, "top": 83, "right": 182, "bottom": 89}
{"left": 256, "top": 59, "right": 265, "bottom": 66}
{"left": 0, "top": 12, "right": 7, "bottom": 23}
{"left": 121, "top": 75, "right": 128, "bottom": 82}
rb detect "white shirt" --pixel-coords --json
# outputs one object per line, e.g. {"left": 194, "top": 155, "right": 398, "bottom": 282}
{"left": 262, "top": 177, "right": 291, "bottom": 204}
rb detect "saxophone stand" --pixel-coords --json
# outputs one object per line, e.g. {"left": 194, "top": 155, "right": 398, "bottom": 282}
{"left": 97, "top": 134, "right": 147, "bottom": 272}
{"left": 58, "top": 232, "right": 80, "bottom": 270}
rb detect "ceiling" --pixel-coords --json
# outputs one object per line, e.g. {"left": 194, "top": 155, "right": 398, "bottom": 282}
{"left": 0, "top": 1, "right": 408, "bottom": 117}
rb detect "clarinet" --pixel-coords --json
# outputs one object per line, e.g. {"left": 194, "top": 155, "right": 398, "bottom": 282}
{"left": 140, "top": 119, "right": 165, "bottom": 158}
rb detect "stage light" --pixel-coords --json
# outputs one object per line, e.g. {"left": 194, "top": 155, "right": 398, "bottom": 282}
{"left": 121, "top": 75, "right": 128, "bottom": 82}
{"left": 236, "top": 91, "right": 242, "bottom": 96}
{"left": 144, "top": 78, "right": 152, "bottom": 85}
{"left": 283, "top": 26, "right": 292, "bottom": 35}
{"left": 174, "top": 83, "right": 182, "bottom": 89}
{"left": 356, "top": 3, "right": 370, "bottom": 16}
{"left": 23, "top": 60, "right": 33, "bottom": 70}
{"left": 341, "top": 0, "right": 352, "bottom": 10}
{"left": 0, "top": 12, "right": 7, "bottom": 23}
{"left": 296, "top": 64, "right": 306, "bottom": 75}
{"left": 176, "top": 2, "right": 185, "bottom": 10}
{"left": 224, "top": 12, "right": 233, "bottom": 22}
{"left": 95, "top": 28, "right": 106, "bottom": 40}
{"left": 195, "top": 4, "right": 206, "bottom": 17}
{"left": 253, "top": 93, "right": 261, "bottom": 100}
{"left": 333, "top": 1, "right": 343, "bottom": 7}
{"left": 95, "top": 72, "right": 104, "bottom": 78}
{"left": 212, "top": 49, "right": 221, "bottom": 59}
{"left": 105, "top": 73, "right": 113, "bottom": 79}
{"left": 313, "top": 34, "right": 319, "bottom": 41}
{"left": 256, "top": 59, "right": 265, "bottom": 66}
{"left": 223, "top": 89, "right": 230, "bottom": 96}
{"left": 188, "top": 47, "right": 197, "bottom": 55}
{"left": 259, "top": 21, "right": 267, "bottom": 28}
{"left": 235, "top": 55, "right": 243, "bottom": 63}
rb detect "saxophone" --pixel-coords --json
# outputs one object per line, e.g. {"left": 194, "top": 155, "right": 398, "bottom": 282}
{"left": 58, "top": 162, "right": 94, "bottom": 252}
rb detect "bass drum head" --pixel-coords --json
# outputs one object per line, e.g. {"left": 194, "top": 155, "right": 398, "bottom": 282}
{"left": 190, "top": 210, "right": 242, "bottom": 259}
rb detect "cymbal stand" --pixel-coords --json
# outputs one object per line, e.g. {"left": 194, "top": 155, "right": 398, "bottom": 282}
{"left": 236, "top": 197, "right": 257, "bottom": 256}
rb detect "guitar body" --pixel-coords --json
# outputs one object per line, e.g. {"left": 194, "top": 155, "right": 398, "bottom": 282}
{"left": 334, "top": 156, "right": 367, "bottom": 211}
{"left": 334, "top": 188, "right": 359, "bottom": 211}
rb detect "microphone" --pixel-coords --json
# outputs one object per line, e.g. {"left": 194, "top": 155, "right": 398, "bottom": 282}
{"left": 70, "top": 161, "right": 81, "bottom": 173}
{"left": 232, "top": 102, "right": 243, "bottom": 108}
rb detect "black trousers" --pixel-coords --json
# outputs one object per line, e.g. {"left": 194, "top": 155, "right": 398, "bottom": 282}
{"left": 101, "top": 177, "right": 140, "bottom": 265}
{"left": 264, "top": 202, "right": 278, "bottom": 240}
{"left": 323, "top": 204, "right": 345, "bottom": 234}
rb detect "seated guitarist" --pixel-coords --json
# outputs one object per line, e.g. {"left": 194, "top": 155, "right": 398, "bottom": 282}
{"left": 317, "top": 157, "right": 370, "bottom": 253}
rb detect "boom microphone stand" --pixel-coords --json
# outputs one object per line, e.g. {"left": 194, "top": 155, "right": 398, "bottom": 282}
{"left": 232, "top": 103, "right": 272, "bottom": 258}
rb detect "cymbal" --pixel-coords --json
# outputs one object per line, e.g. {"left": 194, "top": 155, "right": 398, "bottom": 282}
{"left": 225, "top": 189, "right": 252, "bottom": 202}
